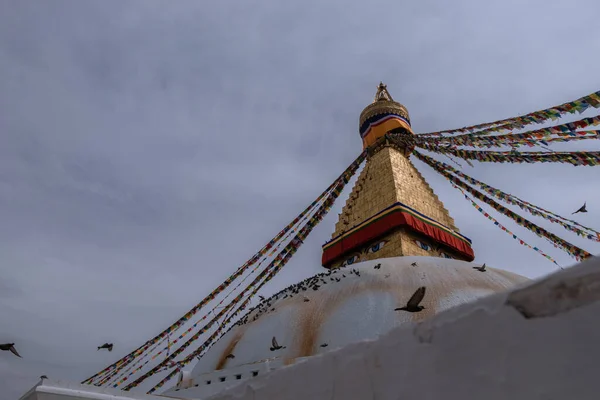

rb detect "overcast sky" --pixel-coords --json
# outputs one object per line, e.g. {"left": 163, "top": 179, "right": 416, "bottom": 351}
{"left": 1, "top": 0, "right": 600, "bottom": 398}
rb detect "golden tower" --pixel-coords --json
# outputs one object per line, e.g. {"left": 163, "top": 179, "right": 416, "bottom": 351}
{"left": 322, "top": 83, "right": 474, "bottom": 268}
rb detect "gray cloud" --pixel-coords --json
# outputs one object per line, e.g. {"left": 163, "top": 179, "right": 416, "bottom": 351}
{"left": 1, "top": 0, "right": 600, "bottom": 398}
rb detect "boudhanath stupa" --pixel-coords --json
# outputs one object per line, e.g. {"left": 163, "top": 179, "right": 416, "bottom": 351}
{"left": 20, "top": 84, "right": 600, "bottom": 400}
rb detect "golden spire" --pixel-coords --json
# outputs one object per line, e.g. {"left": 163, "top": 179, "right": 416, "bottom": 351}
{"left": 374, "top": 82, "right": 394, "bottom": 102}
{"left": 321, "top": 83, "right": 473, "bottom": 268}
{"left": 359, "top": 83, "right": 412, "bottom": 150}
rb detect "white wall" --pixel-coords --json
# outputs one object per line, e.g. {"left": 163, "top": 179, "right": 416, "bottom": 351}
{"left": 206, "top": 256, "right": 600, "bottom": 400}
{"left": 164, "top": 359, "right": 285, "bottom": 399}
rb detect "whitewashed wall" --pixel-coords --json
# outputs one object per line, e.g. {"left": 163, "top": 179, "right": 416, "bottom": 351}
{"left": 206, "top": 256, "right": 600, "bottom": 400}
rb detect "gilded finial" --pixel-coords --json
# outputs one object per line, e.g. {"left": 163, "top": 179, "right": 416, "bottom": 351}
{"left": 360, "top": 82, "right": 411, "bottom": 139}
{"left": 374, "top": 82, "right": 394, "bottom": 102}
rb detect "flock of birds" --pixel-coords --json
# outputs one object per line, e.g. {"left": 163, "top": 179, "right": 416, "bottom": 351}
{"left": 236, "top": 265, "right": 366, "bottom": 326}
{"left": 0, "top": 342, "right": 115, "bottom": 360}
{"left": 0, "top": 342, "right": 114, "bottom": 381}
{"left": 223, "top": 259, "right": 473, "bottom": 362}
{"left": 222, "top": 259, "right": 495, "bottom": 360}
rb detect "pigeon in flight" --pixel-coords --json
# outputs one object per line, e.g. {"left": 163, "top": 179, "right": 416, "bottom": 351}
{"left": 473, "top": 263, "right": 487, "bottom": 272}
{"left": 226, "top": 353, "right": 235, "bottom": 359}
{"left": 572, "top": 202, "right": 588, "bottom": 215}
{"left": 259, "top": 295, "right": 266, "bottom": 301}
{"left": 0, "top": 343, "right": 22, "bottom": 358}
{"left": 269, "top": 336, "right": 286, "bottom": 351}
{"left": 40, "top": 375, "right": 48, "bottom": 380}
{"left": 97, "top": 343, "right": 113, "bottom": 352}
{"left": 395, "top": 287, "right": 426, "bottom": 313}
{"left": 320, "top": 343, "right": 328, "bottom": 348}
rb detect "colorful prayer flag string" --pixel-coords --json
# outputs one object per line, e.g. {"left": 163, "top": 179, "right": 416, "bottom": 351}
{"left": 451, "top": 184, "right": 560, "bottom": 267}
{"left": 138, "top": 189, "right": 347, "bottom": 393}
{"left": 82, "top": 151, "right": 366, "bottom": 386}
{"left": 109, "top": 206, "right": 316, "bottom": 388}
{"left": 414, "top": 151, "right": 592, "bottom": 261}
{"left": 119, "top": 153, "right": 365, "bottom": 392}
{"left": 144, "top": 178, "right": 354, "bottom": 393}
{"left": 418, "top": 90, "right": 600, "bottom": 137}
{"left": 103, "top": 338, "right": 167, "bottom": 387}
{"left": 417, "top": 130, "right": 600, "bottom": 150}
{"left": 509, "top": 200, "right": 600, "bottom": 242}
{"left": 147, "top": 179, "right": 351, "bottom": 394}
{"left": 417, "top": 115, "right": 600, "bottom": 147}
{"left": 123, "top": 226, "right": 308, "bottom": 390}
{"left": 427, "top": 129, "right": 600, "bottom": 149}
{"left": 416, "top": 147, "right": 600, "bottom": 166}
{"left": 113, "top": 205, "right": 321, "bottom": 388}
{"left": 427, "top": 158, "right": 600, "bottom": 242}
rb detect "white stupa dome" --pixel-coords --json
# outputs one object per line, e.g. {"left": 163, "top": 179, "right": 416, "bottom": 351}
{"left": 170, "top": 256, "right": 527, "bottom": 396}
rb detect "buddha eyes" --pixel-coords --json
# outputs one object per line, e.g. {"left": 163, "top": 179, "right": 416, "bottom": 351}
{"left": 343, "top": 254, "right": 360, "bottom": 266}
{"left": 340, "top": 240, "right": 388, "bottom": 267}
{"left": 366, "top": 241, "right": 387, "bottom": 254}
{"left": 415, "top": 240, "right": 431, "bottom": 251}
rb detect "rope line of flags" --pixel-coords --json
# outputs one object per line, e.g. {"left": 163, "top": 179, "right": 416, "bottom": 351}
{"left": 414, "top": 151, "right": 593, "bottom": 262}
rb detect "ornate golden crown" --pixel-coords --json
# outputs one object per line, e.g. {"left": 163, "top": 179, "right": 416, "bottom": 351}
{"left": 359, "top": 82, "right": 410, "bottom": 129}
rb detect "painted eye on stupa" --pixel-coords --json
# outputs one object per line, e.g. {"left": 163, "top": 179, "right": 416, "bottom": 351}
{"left": 440, "top": 252, "right": 453, "bottom": 259}
{"left": 366, "top": 240, "right": 387, "bottom": 254}
{"left": 414, "top": 240, "right": 431, "bottom": 251}
{"left": 343, "top": 254, "right": 360, "bottom": 266}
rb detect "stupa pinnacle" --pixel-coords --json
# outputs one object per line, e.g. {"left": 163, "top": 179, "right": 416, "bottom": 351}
{"left": 322, "top": 83, "right": 475, "bottom": 268}
{"left": 359, "top": 82, "right": 412, "bottom": 149}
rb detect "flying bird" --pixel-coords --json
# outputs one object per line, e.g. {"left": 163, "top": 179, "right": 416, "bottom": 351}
{"left": 572, "top": 202, "right": 588, "bottom": 214}
{"left": 303, "top": 296, "right": 310, "bottom": 302}
{"left": 395, "top": 287, "right": 426, "bottom": 313}
{"left": 374, "top": 263, "right": 381, "bottom": 270}
{"left": 40, "top": 375, "right": 48, "bottom": 380}
{"left": 320, "top": 343, "right": 328, "bottom": 348}
{"left": 97, "top": 343, "right": 113, "bottom": 352}
{"left": 226, "top": 353, "right": 235, "bottom": 359}
{"left": 411, "top": 262, "right": 418, "bottom": 267}
{"left": 473, "top": 263, "right": 487, "bottom": 272}
{"left": 0, "top": 343, "right": 22, "bottom": 358}
{"left": 259, "top": 295, "right": 266, "bottom": 301}
{"left": 269, "top": 336, "right": 285, "bottom": 351}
